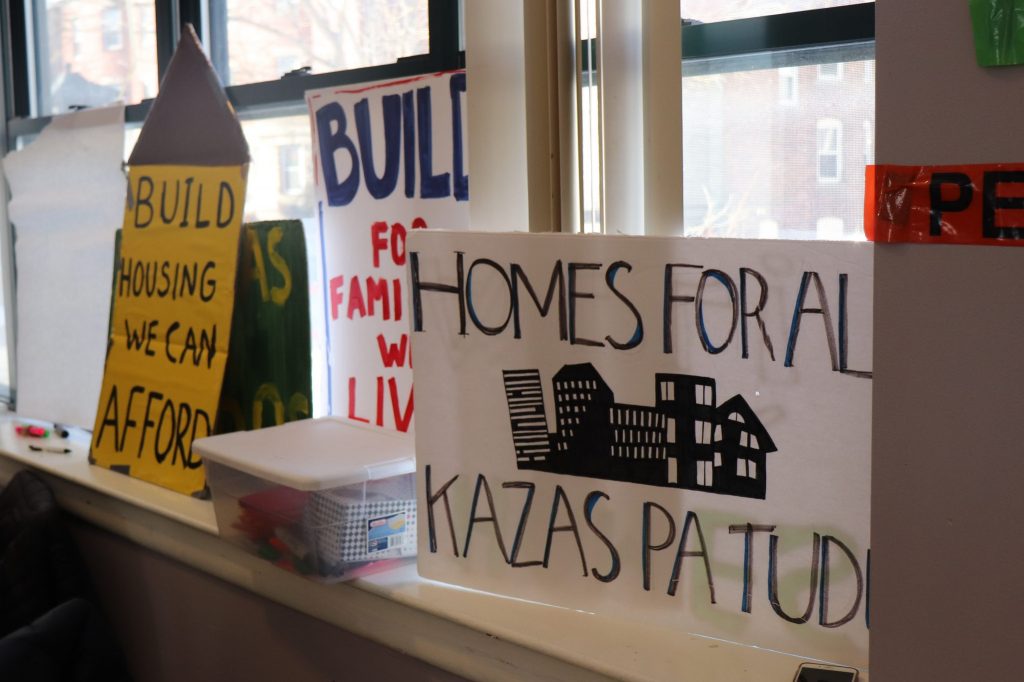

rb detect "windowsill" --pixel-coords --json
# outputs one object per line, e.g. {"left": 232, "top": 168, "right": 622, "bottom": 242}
{"left": 0, "top": 414, "right": 822, "bottom": 682}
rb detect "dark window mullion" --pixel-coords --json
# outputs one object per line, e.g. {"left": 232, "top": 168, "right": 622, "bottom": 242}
{"left": 682, "top": 3, "right": 875, "bottom": 60}
{"left": 154, "top": 0, "right": 179, "bottom": 83}
{"left": 428, "top": 0, "right": 462, "bottom": 69}
{"left": 3, "top": 2, "right": 30, "bottom": 121}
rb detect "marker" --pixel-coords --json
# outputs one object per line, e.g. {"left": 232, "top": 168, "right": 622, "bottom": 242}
{"left": 29, "top": 444, "right": 71, "bottom": 455}
{"left": 53, "top": 423, "right": 70, "bottom": 438}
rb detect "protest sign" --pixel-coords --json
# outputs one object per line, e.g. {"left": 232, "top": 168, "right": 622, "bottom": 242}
{"left": 307, "top": 71, "right": 468, "bottom": 433}
{"left": 91, "top": 27, "right": 249, "bottom": 496}
{"left": 218, "top": 220, "right": 313, "bottom": 432}
{"left": 411, "top": 231, "right": 872, "bottom": 668}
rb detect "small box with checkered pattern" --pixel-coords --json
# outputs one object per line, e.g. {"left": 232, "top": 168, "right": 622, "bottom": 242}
{"left": 195, "top": 417, "right": 416, "bottom": 581}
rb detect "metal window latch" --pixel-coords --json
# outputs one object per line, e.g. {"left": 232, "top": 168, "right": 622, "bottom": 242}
{"left": 282, "top": 66, "right": 312, "bottom": 79}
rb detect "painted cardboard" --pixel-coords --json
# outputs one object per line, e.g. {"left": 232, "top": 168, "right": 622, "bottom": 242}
{"left": 91, "top": 27, "right": 249, "bottom": 496}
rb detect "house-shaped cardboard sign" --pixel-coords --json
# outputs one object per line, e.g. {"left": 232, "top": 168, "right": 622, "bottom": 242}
{"left": 90, "top": 26, "right": 250, "bottom": 497}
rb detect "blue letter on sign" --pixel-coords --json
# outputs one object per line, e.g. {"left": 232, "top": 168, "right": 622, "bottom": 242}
{"left": 316, "top": 102, "right": 360, "bottom": 207}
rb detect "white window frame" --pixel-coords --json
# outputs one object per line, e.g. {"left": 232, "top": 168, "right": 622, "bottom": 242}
{"left": 816, "top": 118, "right": 843, "bottom": 183}
{"left": 817, "top": 62, "right": 843, "bottom": 81}
{"left": 778, "top": 66, "right": 798, "bottom": 105}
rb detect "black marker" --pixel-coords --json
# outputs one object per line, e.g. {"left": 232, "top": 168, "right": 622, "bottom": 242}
{"left": 52, "top": 423, "right": 70, "bottom": 438}
{"left": 29, "top": 444, "right": 71, "bottom": 455}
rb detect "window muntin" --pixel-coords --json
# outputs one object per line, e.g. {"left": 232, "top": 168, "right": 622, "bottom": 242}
{"left": 696, "top": 460, "right": 713, "bottom": 486}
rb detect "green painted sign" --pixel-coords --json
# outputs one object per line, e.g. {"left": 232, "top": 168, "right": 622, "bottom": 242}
{"left": 217, "top": 220, "right": 312, "bottom": 432}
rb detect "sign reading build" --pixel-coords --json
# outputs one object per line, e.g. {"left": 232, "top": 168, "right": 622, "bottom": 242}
{"left": 306, "top": 71, "right": 468, "bottom": 434}
{"left": 411, "top": 232, "right": 872, "bottom": 668}
{"left": 91, "top": 27, "right": 249, "bottom": 496}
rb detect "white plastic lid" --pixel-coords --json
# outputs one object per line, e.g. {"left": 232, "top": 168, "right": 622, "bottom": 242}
{"left": 193, "top": 417, "right": 415, "bottom": 491}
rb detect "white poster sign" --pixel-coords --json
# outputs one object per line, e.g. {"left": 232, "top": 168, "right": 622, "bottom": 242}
{"left": 307, "top": 71, "right": 468, "bottom": 432}
{"left": 411, "top": 232, "right": 872, "bottom": 668}
{"left": 2, "top": 105, "right": 126, "bottom": 428}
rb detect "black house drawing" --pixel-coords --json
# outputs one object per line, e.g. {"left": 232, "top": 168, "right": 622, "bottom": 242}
{"left": 502, "top": 363, "right": 777, "bottom": 499}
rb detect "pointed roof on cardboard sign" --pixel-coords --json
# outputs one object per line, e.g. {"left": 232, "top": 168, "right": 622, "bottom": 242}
{"left": 128, "top": 25, "right": 249, "bottom": 166}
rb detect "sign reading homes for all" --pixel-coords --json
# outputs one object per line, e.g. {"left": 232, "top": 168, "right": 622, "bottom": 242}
{"left": 91, "top": 27, "right": 249, "bottom": 496}
{"left": 410, "top": 232, "right": 872, "bottom": 668}
{"left": 307, "top": 71, "right": 468, "bottom": 433}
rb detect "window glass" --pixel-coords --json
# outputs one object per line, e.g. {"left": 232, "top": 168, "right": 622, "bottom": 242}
{"left": 682, "top": 53, "right": 873, "bottom": 240}
{"left": 36, "top": 0, "right": 159, "bottom": 115}
{"left": 216, "top": 0, "right": 429, "bottom": 86}
{"left": 681, "top": 0, "right": 870, "bottom": 23}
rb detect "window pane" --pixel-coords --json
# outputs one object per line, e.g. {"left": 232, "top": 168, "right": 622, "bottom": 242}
{"left": 216, "top": 0, "right": 429, "bottom": 87}
{"left": 681, "top": 1, "right": 870, "bottom": 23}
{"left": 36, "top": 0, "right": 159, "bottom": 115}
{"left": 682, "top": 49, "right": 873, "bottom": 240}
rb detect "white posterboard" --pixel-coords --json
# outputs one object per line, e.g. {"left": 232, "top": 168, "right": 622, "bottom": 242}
{"left": 307, "top": 71, "right": 469, "bottom": 433}
{"left": 410, "top": 231, "right": 872, "bottom": 668}
{"left": 2, "top": 105, "right": 126, "bottom": 428}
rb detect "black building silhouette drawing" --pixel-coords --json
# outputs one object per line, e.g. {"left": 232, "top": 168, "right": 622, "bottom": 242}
{"left": 502, "top": 363, "right": 777, "bottom": 499}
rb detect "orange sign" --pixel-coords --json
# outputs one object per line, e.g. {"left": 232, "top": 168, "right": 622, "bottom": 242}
{"left": 865, "top": 163, "right": 1024, "bottom": 246}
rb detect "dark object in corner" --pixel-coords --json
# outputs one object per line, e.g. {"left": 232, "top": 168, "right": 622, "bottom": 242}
{"left": 0, "top": 470, "right": 131, "bottom": 680}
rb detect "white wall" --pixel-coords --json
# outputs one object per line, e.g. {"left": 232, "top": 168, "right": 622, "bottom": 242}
{"left": 873, "top": 2, "right": 1024, "bottom": 679}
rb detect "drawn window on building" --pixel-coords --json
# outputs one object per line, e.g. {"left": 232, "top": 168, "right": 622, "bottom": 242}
{"left": 729, "top": 411, "right": 744, "bottom": 423}
{"left": 661, "top": 380, "right": 675, "bottom": 401}
{"left": 102, "top": 7, "right": 124, "bottom": 51}
{"left": 668, "top": 458, "right": 678, "bottom": 484}
{"left": 697, "top": 460, "right": 713, "bottom": 486}
{"left": 740, "top": 431, "right": 749, "bottom": 447}
{"left": 817, "top": 62, "right": 843, "bottom": 81}
{"left": 667, "top": 417, "right": 676, "bottom": 443}
{"left": 737, "top": 458, "right": 752, "bottom": 477}
{"left": 714, "top": 451, "right": 721, "bottom": 467}
{"left": 696, "top": 420, "right": 712, "bottom": 444}
{"left": 714, "top": 424, "right": 722, "bottom": 442}
{"left": 695, "top": 384, "right": 712, "bottom": 405}
{"left": 817, "top": 118, "right": 842, "bottom": 182}
{"left": 778, "top": 66, "right": 798, "bottom": 105}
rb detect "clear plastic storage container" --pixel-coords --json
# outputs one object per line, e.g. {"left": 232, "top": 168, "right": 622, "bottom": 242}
{"left": 193, "top": 417, "right": 416, "bottom": 582}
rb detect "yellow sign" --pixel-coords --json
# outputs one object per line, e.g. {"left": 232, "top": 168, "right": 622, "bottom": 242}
{"left": 91, "top": 164, "right": 246, "bottom": 495}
